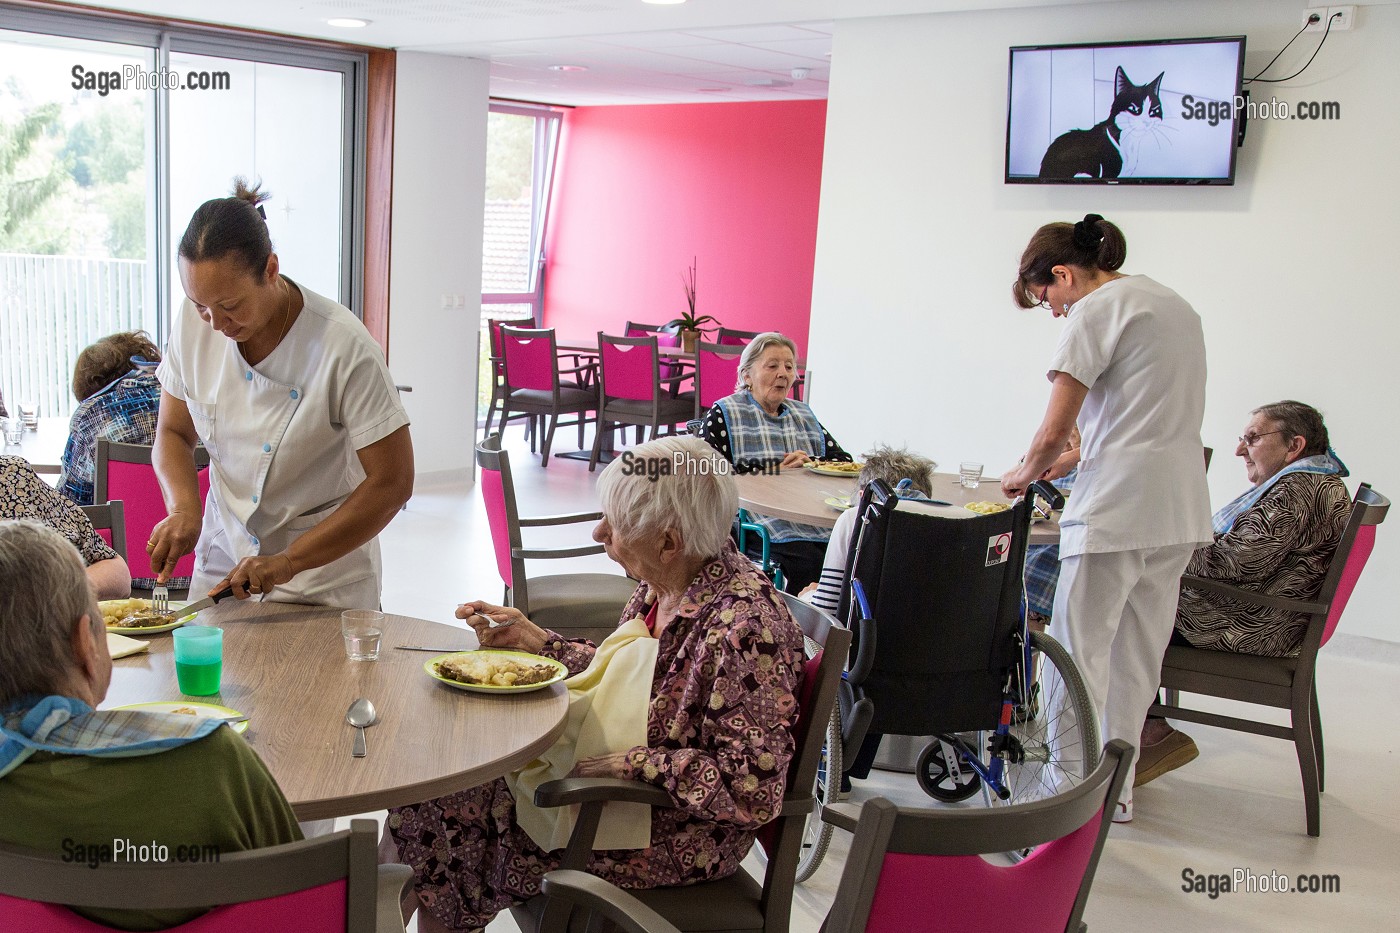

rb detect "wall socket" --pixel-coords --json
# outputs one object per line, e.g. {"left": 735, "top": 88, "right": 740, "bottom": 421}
{"left": 1302, "top": 5, "right": 1356, "bottom": 32}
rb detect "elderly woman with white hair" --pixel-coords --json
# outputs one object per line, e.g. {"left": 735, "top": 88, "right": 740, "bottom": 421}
{"left": 696, "top": 332, "right": 853, "bottom": 592}
{"left": 384, "top": 436, "right": 805, "bottom": 933}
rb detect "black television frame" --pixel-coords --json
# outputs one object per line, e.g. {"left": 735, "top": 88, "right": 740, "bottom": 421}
{"left": 1004, "top": 35, "right": 1246, "bottom": 186}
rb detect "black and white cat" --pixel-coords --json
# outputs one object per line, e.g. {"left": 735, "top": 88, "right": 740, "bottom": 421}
{"left": 1039, "top": 66, "right": 1164, "bottom": 180}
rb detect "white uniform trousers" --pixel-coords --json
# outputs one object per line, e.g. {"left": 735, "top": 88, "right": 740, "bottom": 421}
{"left": 1054, "top": 543, "right": 1197, "bottom": 803}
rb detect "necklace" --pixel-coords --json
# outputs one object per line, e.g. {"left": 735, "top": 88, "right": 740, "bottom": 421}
{"left": 274, "top": 278, "right": 293, "bottom": 346}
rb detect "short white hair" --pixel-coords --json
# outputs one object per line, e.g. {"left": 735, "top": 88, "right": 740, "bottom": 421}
{"left": 736, "top": 332, "right": 798, "bottom": 392}
{"left": 597, "top": 436, "right": 738, "bottom": 560}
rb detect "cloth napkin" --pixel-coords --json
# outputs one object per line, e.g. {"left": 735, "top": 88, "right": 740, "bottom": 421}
{"left": 106, "top": 632, "right": 150, "bottom": 659}
{"left": 507, "top": 615, "right": 658, "bottom": 852}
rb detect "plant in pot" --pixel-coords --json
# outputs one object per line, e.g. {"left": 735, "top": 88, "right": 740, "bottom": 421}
{"left": 667, "top": 257, "right": 719, "bottom": 352}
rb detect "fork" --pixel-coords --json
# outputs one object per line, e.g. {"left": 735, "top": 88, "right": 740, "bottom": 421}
{"left": 151, "top": 583, "right": 170, "bottom": 616}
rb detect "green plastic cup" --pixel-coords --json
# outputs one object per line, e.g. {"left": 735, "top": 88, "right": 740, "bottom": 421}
{"left": 173, "top": 626, "right": 223, "bottom": 696}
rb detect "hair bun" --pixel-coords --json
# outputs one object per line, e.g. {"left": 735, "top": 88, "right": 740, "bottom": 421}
{"left": 230, "top": 175, "right": 271, "bottom": 208}
{"left": 1072, "top": 213, "right": 1105, "bottom": 249}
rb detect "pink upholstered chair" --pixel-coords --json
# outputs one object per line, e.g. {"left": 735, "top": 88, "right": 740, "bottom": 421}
{"left": 95, "top": 440, "right": 210, "bottom": 592}
{"left": 498, "top": 326, "right": 599, "bottom": 467}
{"left": 0, "top": 819, "right": 411, "bottom": 933}
{"left": 715, "top": 326, "right": 761, "bottom": 347}
{"left": 625, "top": 321, "right": 692, "bottom": 394}
{"left": 693, "top": 339, "right": 743, "bottom": 418}
{"left": 589, "top": 332, "right": 695, "bottom": 472}
{"left": 1152, "top": 482, "right": 1389, "bottom": 836}
{"left": 478, "top": 434, "right": 635, "bottom": 642}
{"left": 483, "top": 317, "right": 540, "bottom": 442}
{"left": 79, "top": 501, "right": 126, "bottom": 562}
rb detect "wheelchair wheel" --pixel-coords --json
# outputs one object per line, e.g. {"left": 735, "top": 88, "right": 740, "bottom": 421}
{"left": 916, "top": 736, "right": 983, "bottom": 802}
{"left": 795, "top": 707, "right": 842, "bottom": 883}
{"left": 985, "top": 629, "right": 1100, "bottom": 809}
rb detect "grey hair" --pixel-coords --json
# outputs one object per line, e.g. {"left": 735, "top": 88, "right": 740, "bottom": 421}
{"left": 597, "top": 435, "right": 739, "bottom": 561}
{"left": 858, "top": 445, "right": 937, "bottom": 497}
{"left": 0, "top": 521, "right": 102, "bottom": 706}
{"left": 1252, "top": 400, "right": 1330, "bottom": 457}
{"left": 736, "top": 332, "right": 799, "bottom": 392}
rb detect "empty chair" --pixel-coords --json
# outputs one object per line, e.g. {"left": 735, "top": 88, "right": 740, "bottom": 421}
{"left": 716, "top": 327, "right": 761, "bottom": 346}
{"left": 626, "top": 321, "right": 692, "bottom": 396}
{"left": 79, "top": 500, "right": 127, "bottom": 563}
{"left": 0, "top": 819, "right": 411, "bottom": 933}
{"left": 692, "top": 339, "right": 743, "bottom": 418}
{"left": 589, "top": 332, "right": 695, "bottom": 472}
{"left": 1152, "top": 482, "right": 1389, "bottom": 836}
{"left": 478, "top": 434, "right": 635, "bottom": 641}
{"left": 483, "top": 318, "right": 539, "bottom": 441}
{"left": 498, "top": 326, "right": 598, "bottom": 467}
{"left": 95, "top": 439, "right": 210, "bottom": 592}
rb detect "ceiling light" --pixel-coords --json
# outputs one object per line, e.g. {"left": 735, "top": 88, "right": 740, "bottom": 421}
{"left": 548, "top": 64, "right": 589, "bottom": 72}
{"left": 326, "top": 18, "right": 370, "bottom": 28}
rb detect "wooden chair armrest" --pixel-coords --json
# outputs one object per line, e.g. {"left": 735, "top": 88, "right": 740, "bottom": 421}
{"left": 540, "top": 871, "right": 682, "bottom": 933}
{"left": 514, "top": 545, "right": 607, "bottom": 560}
{"left": 820, "top": 802, "right": 861, "bottom": 834}
{"left": 375, "top": 864, "right": 413, "bottom": 933}
{"left": 534, "top": 777, "right": 673, "bottom": 809}
{"left": 519, "top": 511, "right": 605, "bottom": 527}
{"left": 1179, "top": 574, "right": 1327, "bottom": 615}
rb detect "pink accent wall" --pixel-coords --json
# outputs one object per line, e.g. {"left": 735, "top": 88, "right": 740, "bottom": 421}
{"left": 542, "top": 100, "right": 827, "bottom": 354}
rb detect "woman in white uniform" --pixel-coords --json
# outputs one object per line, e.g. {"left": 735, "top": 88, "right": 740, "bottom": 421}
{"left": 1000, "top": 214, "right": 1212, "bottom": 822}
{"left": 148, "top": 179, "right": 413, "bottom": 608}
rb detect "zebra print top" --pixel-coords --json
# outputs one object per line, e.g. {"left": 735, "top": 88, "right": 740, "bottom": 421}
{"left": 1176, "top": 471, "right": 1350, "bottom": 658}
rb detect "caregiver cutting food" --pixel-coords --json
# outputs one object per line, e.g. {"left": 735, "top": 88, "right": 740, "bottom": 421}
{"left": 148, "top": 179, "right": 413, "bottom": 607}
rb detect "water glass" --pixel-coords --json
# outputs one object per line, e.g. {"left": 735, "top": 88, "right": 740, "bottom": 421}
{"left": 173, "top": 626, "right": 223, "bottom": 696}
{"left": 17, "top": 401, "right": 37, "bottom": 430}
{"left": 959, "top": 461, "right": 984, "bottom": 489}
{"left": 342, "top": 610, "right": 383, "bottom": 661}
{"left": 2, "top": 418, "right": 21, "bottom": 447}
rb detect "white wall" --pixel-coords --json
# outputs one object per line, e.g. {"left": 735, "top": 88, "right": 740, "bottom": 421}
{"left": 811, "top": 0, "right": 1400, "bottom": 641}
{"left": 388, "top": 52, "right": 489, "bottom": 477}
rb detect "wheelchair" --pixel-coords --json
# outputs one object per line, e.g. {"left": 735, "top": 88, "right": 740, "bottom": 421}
{"left": 796, "top": 478, "right": 1100, "bottom": 882}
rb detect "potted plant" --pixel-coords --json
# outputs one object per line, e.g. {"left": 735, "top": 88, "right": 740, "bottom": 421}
{"left": 668, "top": 257, "right": 719, "bottom": 352}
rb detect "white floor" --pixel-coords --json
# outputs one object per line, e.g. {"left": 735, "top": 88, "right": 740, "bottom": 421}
{"left": 359, "top": 428, "right": 1400, "bottom": 932}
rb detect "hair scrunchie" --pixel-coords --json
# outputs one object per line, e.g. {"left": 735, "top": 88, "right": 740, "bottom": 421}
{"left": 1072, "top": 213, "right": 1104, "bottom": 250}
{"left": 255, "top": 204, "right": 267, "bottom": 220}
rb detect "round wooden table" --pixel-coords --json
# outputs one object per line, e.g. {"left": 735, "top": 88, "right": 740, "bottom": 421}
{"left": 102, "top": 601, "right": 569, "bottom": 820}
{"left": 734, "top": 468, "right": 1060, "bottom": 544}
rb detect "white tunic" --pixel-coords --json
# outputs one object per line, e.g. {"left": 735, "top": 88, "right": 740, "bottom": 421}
{"left": 1047, "top": 275, "right": 1213, "bottom": 558}
{"left": 157, "top": 281, "right": 409, "bottom": 607}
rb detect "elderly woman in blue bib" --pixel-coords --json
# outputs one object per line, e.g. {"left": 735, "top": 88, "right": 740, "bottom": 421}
{"left": 697, "top": 332, "right": 853, "bottom": 592}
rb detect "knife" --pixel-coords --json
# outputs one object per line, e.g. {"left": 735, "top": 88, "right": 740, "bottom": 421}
{"left": 180, "top": 584, "right": 237, "bottom": 617}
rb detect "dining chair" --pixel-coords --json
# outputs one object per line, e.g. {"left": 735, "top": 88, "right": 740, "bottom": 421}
{"left": 499, "top": 326, "right": 599, "bottom": 467}
{"left": 0, "top": 819, "right": 411, "bottom": 933}
{"left": 693, "top": 339, "right": 743, "bottom": 418}
{"left": 1151, "top": 482, "right": 1389, "bottom": 836}
{"left": 625, "top": 321, "right": 692, "bottom": 399}
{"left": 95, "top": 440, "right": 211, "bottom": 592}
{"left": 512, "top": 592, "right": 852, "bottom": 933}
{"left": 80, "top": 500, "right": 126, "bottom": 563}
{"left": 538, "top": 741, "right": 1132, "bottom": 933}
{"left": 478, "top": 434, "right": 636, "bottom": 642}
{"left": 716, "top": 327, "right": 761, "bottom": 347}
{"left": 589, "top": 333, "right": 695, "bottom": 472}
{"left": 482, "top": 318, "right": 538, "bottom": 443}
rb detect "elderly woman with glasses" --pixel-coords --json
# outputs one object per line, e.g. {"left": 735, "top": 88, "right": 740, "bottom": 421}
{"left": 383, "top": 436, "right": 805, "bottom": 933}
{"left": 696, "top": 332, "right": 853, "bottom": 592}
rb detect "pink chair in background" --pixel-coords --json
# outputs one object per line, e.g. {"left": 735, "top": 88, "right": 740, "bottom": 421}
{"left": 692, "top": 339, "right": 743, "bottom": 418}
{"left": 0, "top": 820, "right": 410, "bottom": 933}
{"left": 80, "top": 500, "right": 126, "bottom": 562}
{"left": 625, "top": 320, "right": 691, "bottom": 392}
{"left": 498, "top": 326, "right": 598, "bottom": 467}
{"left": 95, "top": 439, "right": 210, "bottom": 591}
{"left": 589, "top": 332, "right": 695, "bottom": 472}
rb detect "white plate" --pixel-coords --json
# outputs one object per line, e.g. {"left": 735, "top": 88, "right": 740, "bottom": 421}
{"left": 110, "top": 701, "right": 248, "bottom": 734}
{"left": 803, "top": 461, "right": 862, "bottom": 477}
{"left": 425, "top": 650, "right": 568, "bottom": 694}
{"left": 824, "top": 495, "right": 852, "bottom": 511}
{"left": 102, "top": 599, "right": 192, "bottom": 634}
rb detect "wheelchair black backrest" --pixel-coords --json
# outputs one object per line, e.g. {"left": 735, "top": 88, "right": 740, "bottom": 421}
{"left": 838, "top": 479, "right": 1033, "bottom": 735}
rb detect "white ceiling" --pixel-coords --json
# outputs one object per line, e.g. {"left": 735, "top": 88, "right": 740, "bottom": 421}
{"left": 72, "top": 0, "right": 1123, "bottom": 106}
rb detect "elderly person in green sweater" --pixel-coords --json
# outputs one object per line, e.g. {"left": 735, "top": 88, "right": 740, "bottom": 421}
{"left": 0, "top": 520, "right": 302, "bottom": 931}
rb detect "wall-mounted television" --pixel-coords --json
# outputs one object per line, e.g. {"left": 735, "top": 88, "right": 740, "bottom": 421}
{"left": 1005, "top": 36, "right": 1245, "bottom": 185}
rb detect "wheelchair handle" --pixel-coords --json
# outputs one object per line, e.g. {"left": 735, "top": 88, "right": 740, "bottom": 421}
{"left": 1028, "top": 479, "right": 1065, "bottom": 512}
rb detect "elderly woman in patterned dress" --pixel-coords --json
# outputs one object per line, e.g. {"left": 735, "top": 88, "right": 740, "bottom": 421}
{"left": 384, "top": 435, "right": 805, "bottom": 933}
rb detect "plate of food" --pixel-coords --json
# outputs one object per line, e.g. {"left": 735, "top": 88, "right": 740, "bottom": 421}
{"left": 964, "top": 501, "right": 1012, "bottom": 515}
{"left": 100, "top": 597, "right": 193, "bottom": 634}
{"left": 426, "top": 650, "right": 569, "bottom": 694}
{"left": 803, "top": 460, "right": 862, "bottom": 477}
{"left": 110, "top": 701, "right": 248, "bottom": 734}
{"left": 824, "top": 495, "right": 852, "bottom": 511}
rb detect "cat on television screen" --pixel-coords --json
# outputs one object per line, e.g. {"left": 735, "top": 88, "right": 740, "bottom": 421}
{"left": 1039, "top": 66, "right": 1164, "bottom": 179}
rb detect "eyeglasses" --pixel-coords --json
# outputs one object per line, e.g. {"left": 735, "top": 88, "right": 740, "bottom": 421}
{"left": 1238, "top": 430, "right": 1284, "bottom": 447}
{"left": 1035, "top": 285, "right": 1051, "bottom": 310}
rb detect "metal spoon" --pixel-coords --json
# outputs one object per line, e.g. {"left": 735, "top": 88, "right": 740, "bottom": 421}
{"left": 346, "top": 697, "right": 377, "bottom": 758}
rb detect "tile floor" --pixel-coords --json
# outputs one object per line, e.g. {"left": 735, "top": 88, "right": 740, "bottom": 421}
{"left": 360, "top": 429, "right": 1399, "bottom": 932}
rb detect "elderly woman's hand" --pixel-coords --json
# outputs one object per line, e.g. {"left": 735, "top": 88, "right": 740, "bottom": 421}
{"left": 780, "top": 450, "right": 812, "bottom": 470}
{"left": 568, "top": 751, "right": 631, "bottom": 779}
{"left": 457, "top": 600, "right": 548, "bottom": 653}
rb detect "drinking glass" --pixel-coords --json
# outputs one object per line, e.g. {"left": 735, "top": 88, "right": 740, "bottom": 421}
{"left": 959, "top": 461, "right": 984, "bottom": 489}
{"left": 342, "top": 610, "right": 383, "bottom": 661}
{"left": 2, "top": 419, "right": 21, "bottom": 447}
{"left": 17, "top": 401, "right": 37, "bottom": 430}
{"left": 173, "top": 626, "right": 223, "bottom": 696}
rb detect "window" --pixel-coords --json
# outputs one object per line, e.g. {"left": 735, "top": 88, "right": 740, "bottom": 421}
{"left": 0, "top": 6, "right": 365, "bottom": 419}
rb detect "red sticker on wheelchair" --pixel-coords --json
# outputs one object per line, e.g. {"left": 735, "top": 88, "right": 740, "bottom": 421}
{"left": 985, "top": 532, "right": 1011, "bottom": 567}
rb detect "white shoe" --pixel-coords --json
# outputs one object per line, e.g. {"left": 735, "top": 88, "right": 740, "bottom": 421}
{"left": 1112, "top": 799, "right": 1133, "bottom": 823}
